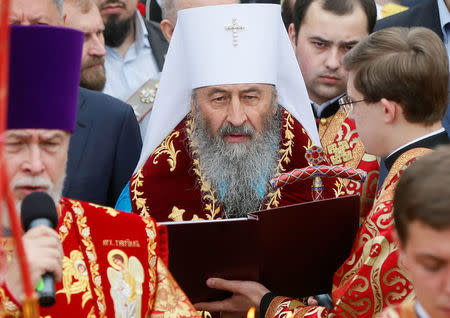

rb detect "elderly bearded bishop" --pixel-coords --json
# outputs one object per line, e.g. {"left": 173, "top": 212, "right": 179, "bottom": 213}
{"left": 117, "top": 4, "right": 343, "bottom": 221}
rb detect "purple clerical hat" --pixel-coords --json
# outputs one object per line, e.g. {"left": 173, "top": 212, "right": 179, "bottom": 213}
{"left": 8, "top": 25, "right": 84, "bottom": 132}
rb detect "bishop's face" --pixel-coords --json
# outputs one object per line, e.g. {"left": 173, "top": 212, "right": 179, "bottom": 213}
{"left": 191, "top": 83, "right": 277, "bottom": 144}
{"left": 3, "top": 129, "right": 69, "bottom": 206}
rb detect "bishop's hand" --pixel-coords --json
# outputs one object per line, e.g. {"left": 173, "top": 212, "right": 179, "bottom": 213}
{"left": 193, "top": 278, "right": 269, "bottom": 317}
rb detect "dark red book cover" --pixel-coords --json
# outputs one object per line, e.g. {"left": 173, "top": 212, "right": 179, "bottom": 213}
{"left": 159, "top": 195, "right": 359, "bottom": 303}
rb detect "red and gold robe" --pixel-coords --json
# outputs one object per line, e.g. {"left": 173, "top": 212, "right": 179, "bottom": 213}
{"left": 265, "top": 148, "right": 431, "bottom": 318}
{"left": 377, "top": 301, "right": 418, "bottom": 318}
{"left": 130, "top": 110, "right": 342, "bottom": 222}
{"left": 318, "top": 109, "right": 380, "bottom": 218}
{"left": 0, "top": 198, "right": 199, "bottom": 318}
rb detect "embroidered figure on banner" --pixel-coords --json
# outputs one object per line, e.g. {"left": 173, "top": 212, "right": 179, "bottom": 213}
{"left": 107, "top": 249, "right": 145, "bottom": 318}
{"left": 57, "top": 250, "right": 92, "bottom": 307}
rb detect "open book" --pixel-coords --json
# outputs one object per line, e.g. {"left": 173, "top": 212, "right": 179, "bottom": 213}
{"left": 157, "top": 195, "right": 359, "bottom": 303}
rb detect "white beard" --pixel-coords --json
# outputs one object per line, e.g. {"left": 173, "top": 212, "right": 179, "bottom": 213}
{"left": 2, "top": 174, "right": 65, "bottom": 234}
{"left": 188, "top": 107, "right": 281, "bottom": 218}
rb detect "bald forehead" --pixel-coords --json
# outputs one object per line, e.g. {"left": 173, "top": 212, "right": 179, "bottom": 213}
{"left": 172, "top": 0, "right": 237, "bottom": 22}
{"left": 65, "top": 0, "right": 94, "bottom": 13}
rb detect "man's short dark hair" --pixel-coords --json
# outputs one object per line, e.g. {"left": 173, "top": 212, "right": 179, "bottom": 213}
{"left": 343, "top": 27, "right": 448, "bottom": 125}
{"left": 292, "top": 0, "right": 377, "bottom": 36}
{"left": 394, "top": 145, "right": 450, "bottom": 244}
{"left": 281, "top": 0, "right": 294, "bottom": 31}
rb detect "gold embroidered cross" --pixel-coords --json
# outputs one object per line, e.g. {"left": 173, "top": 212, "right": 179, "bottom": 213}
{"left": 225, "top": 17, "right": 245, "bottom": 46}
{"left": 327, "top": 141, "right": 353, "bottom": 165}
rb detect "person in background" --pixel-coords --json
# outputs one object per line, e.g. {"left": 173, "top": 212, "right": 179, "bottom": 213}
{"left": 64, "top": 0, "right": 106, "bottom": 92}
{"left": 288, "top": 0, "right": 380, "bottom": 217}
{"left": 95, "top": 0, "right": 168, "bottom": 101}
{"left": 375, "top": 0, "right": 450, "bottom": 187}
{"left": 9, "top": 0, "right": 143, "bottom": 208}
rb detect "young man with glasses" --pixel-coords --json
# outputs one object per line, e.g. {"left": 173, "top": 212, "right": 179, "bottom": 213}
{"left": 289, "top": 0, "right": 380, "bottom": 217}
{"left": 197, "top": 26, "right": 449, "bottom": 318}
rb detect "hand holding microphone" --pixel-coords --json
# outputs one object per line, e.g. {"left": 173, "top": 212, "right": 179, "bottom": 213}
{"left": 5, "top": 192, "right": 62, "bottom": 306}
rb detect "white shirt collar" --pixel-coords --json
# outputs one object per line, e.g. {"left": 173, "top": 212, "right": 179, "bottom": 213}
{"left": 311, "top": 94, "right": 342, "bottom": 117}
{"left": 135, "top": 10, "right": 150, "bottom": 49}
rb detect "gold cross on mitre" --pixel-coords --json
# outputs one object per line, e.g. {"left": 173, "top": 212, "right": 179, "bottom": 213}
{"left": 224, "top": 17, "right": 245, "bottom": 46}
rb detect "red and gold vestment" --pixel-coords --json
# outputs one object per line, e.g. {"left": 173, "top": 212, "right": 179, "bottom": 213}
{"left": 0, "top": 198, "right": 199, "bottom": 318}
{"left": 265, "top": 148, "right": 431, "bottom": 318}
{"left": 130, "top": 110, "right": 341, "bottom": 222}
{"left": 318, "top": 109, "right": 380, "bottom": 218}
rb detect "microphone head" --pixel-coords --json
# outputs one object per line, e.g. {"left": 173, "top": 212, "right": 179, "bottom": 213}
{"left": 21, "top": 192, "right": 59, "bottom": 231}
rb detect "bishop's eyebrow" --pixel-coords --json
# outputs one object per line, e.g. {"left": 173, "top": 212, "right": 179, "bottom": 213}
{"left": 241, "top": 87, "right": 262, "bottom": 94}
{"left": 207, "top": 88, "right": 229, "bottom": 97}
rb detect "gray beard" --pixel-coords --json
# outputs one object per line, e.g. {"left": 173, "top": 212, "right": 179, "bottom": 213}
{"left": 188, "top": 108, "right": 282, "bottom": 218}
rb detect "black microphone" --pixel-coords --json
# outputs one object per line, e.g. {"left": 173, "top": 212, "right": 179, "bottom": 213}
{"left": 21, "top": 192, "right": 59, "bottom": 307}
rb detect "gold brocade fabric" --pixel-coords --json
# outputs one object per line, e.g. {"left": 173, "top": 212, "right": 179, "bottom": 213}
{"left": 266, "top": 148, "right": 431, "bottom": 318}
{"left": 318, "top": 109, "right": 380, "bottom": 217}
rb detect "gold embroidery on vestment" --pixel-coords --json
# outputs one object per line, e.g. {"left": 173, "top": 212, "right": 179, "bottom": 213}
{"left": 327, "top": 140, "right": 352, "bottom": 165}
{"left": 264, "top": 111, "right": 295, "bottom": 209}
{"left": 70, "top": 200, "right": 108, "bottom": 317}
{"left": 153, "top": 131, "right": 181, "bottom": 172}
{"left": 152, "top": 260, "right": 197, "bottom": 317}
{"left": 131, "top": 169, "right": 150, "bottom": 217}
{"left": 142, "top": 217, "right": 158, "bottom": 313}
{"left": 57, "top": 250, "right": 92, "bottom": 307}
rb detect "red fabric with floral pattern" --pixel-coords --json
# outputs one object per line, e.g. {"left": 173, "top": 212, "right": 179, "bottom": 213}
{"left": 0, "top": 198, "right": 199, "bottom": 318}
{"left": 265, "top": 148, "right": 430, "bottom": 318}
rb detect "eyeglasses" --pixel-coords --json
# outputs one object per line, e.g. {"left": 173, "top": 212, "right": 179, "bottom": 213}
{"left": 338, "top": 95, "right": 366, "bottom": 115}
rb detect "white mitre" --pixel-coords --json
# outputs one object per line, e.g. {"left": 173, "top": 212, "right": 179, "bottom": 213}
{"left": 135, "top": 3, "right": 320, "bottom": 172}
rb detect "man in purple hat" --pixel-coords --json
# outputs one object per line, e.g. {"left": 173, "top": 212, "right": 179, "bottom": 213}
{"left": 0, "top": 25, "right": 199, "bottom": 318}
{"left": 10, "top": 0, "right": 143, "bottom": 209}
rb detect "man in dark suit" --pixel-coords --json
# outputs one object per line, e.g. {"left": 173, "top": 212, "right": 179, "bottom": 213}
{"left": 374, "top": 0, "right": 450, "bottom": 186}
{"left": 65, "top": 88, "right": 142, "bottom": 207}
{"left": 10, "top": 0, "right": 143, "bottom": 208}
{"left": 95, "top": 0, "right": 168, "bottom": 101}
